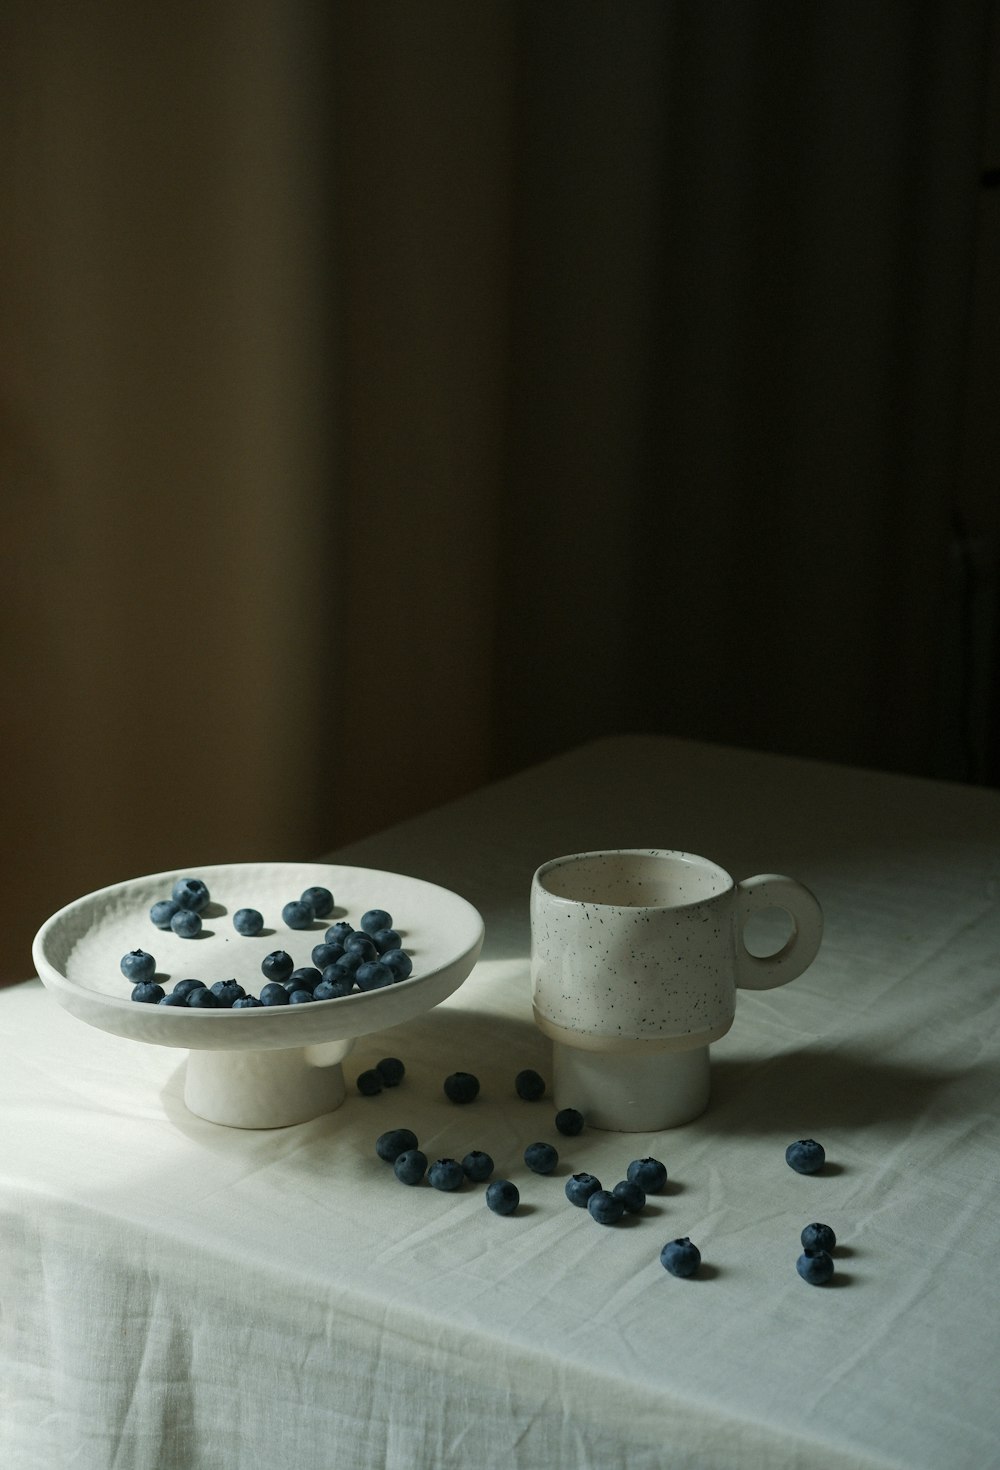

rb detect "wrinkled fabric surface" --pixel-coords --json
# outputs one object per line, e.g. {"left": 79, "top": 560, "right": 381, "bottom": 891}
{"left": 2, "top": 737, "right": 999, "bottom": 1470}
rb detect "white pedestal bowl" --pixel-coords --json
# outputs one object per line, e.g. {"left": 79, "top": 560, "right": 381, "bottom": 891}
{"left": 32, "top": 861, "right": 484, "bottom": 1129}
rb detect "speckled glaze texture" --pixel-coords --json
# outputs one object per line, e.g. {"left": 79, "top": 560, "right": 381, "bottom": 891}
{"left": 531, "top": 849, "right": 822, "bottom": 1054}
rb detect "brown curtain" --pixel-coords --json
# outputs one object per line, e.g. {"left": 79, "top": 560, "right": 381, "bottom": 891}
{"left": 2, "top": 1, "right": 996, "bottom": 983}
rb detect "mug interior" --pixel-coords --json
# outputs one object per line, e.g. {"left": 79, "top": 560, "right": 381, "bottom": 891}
{"left": 537, "top": 850, "right": 730, "bottom": 908}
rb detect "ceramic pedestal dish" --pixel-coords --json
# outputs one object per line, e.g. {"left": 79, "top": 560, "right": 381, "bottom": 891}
{"left": 32, "top": 861, "right": 484, "bottom": 1129}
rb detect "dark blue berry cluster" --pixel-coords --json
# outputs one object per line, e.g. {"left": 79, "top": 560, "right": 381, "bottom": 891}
{"left": 127, "top": 879, "right": 415, "bottom": 1008}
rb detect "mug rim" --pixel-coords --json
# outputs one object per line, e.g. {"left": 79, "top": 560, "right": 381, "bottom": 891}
{"left": 532, "top": 848, "right": 734, "bottom": 910}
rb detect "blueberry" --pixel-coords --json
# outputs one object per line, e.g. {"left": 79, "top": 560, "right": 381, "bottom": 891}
{"left": 282, "top": 899, "right": 314, "bottom": 930}
{"left": 325, "top": 921, "right": 354, "bottom": 946}
{"left": 381, "top": 949, "right": 413, "bottom": 981}
{"left": 393, "top": 1149, "right": 427, "bottom": 1185}
{"left": 311, "top": 941, "right": 345, "bottom": 970}
{"left": 660, "top": 1238, "right": 702, "bottom": 1277}
{"left": 301, "top": 885, "right": 334, "bottom": 918}
{"left": 515, "top": 1069, "right": 546, "bottom": 1101}
{"left": 356, "top": 960, "right": 394, "bottom": 991}
{"left": 158, "top": 992, "right": 188, "bottom": 1006}
{"left": 210, "top": 979, "right": 246, "bottom": 1008}
{"left": 131, "top": 981, "right": 165, "bottom": 1004}
{"left": 523, "top": 1141, "right": 559, "bottom": 1175}
{"left": 261, "top": 950, "right": 294, "bottom": 983}
{"left": 428, "top": 1158, "right": 465, "bottom": 1192}
{"left": 462, "top": 1150, "right": 494, "bottom": 1182}
{"left": 360, "top": 908, "right": 392, "bottom": 936}
{"left": 785, "top": 1139, "right": 826, "bottom": 1174}
{"left": 344, "top": 932, "right": 377, "bottom": 961}
{"left": 287, "top": 966, "right": 322, "bottom": 994}
{"left": 186, "top": 987, "right": 219, "bottom": 1008}
{"left": 376, "top": 1127, "right": 419, "bottom": 1162}
{"left": 334, "top": 951, "right": 364, "bottom": 976}
{"left": 171, "top": 909, "right": 202, "bottom": 938}
{"left": 372, "top": 928, "right": 401, "bottom": 954}
{"left": 801, "top": 1222, "right": 837, "bottom": 1254}
{"left": 486, "top": 1180, "right": 520, "bottom": 1216}
{"left": 233, "top": 908, "right": 264, "bottom": 937}
{"left": 375, "top": 1057, "right": 405, "bottom": 1087}
{"left": 313, "top": 974, "right": 355, "bottom": 1000}
{"left": 172, "top": 877, "right": 210, "bottom": 912}
{"left": 588, "top": 1190, "right": 626, "bottom": 1225}
{"left": 565, "top": 1173, "right": 602, "bottom": 1207}
{"left": 356, "top": 1069, "right": 382, "bottom": 1095}
{"left": 555, "top": 1108, "right": 584, "bottom": 1136}
{"left": 150, "top": 899, "right": 179, "bottom": 930}
{"left": 376, "top": 1128, "right": 420, "bottom": 1164}
{"left": 626, "top": 1157, "right": 668, "bottom": 1194}
{"left": 259, "top": 981, "right": 290, "bottom": 1006}
{"left": 232, "top": 995, "right": 263, "bottom": 1008}
{"left": 796, "top": 1248, "right": 835, "bottom": 1285}
{"left": 612, "top": 1179, "right": 647, "bottom": 1214}
{"left": 443, "top": 1071, "right": 480, "bottom": 1104}
{"left": 171, "top": 978, "right": 205, "bottom": 999}
{"left": 120, "top": 949, "right": 156, "bottom": 983}
{"left": 288, "top": 989, "right": 316, "bottom": 1004}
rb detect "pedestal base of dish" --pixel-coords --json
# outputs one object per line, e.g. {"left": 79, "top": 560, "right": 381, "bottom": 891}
{"left": 183, "top": 1039, "right": 353, "bottom": 1128}
{"left": 552, "top": 1040, "right": 711, "bottom": 1131}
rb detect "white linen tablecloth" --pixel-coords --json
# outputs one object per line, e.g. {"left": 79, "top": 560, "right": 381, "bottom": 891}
{"left": 2, "top": 736, "right": 999, "bottom": 1469}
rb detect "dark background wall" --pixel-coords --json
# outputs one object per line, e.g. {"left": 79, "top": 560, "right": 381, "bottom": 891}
{"left": 2, "top": 0, "right": 998, "bottom": 984}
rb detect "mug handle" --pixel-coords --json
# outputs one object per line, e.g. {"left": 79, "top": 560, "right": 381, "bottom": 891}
{"left": 735, "top": 874, "right": 823, "bottom": 991}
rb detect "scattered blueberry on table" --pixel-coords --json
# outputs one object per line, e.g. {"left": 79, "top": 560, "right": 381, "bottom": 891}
{"left": 486, "top": 1180, "right": 520, "bottom": 1216}
{"left": 356, "top": 1069, "right": 383, "bottom": 1095}
{"left": 462, "top": 1150, "right": 494, "bottom": 1182}
{"left": 612, "top": 1179, "right": 646, "bottom": 1214}
{"left": 443, "top": 1072, "right": 480, "bottom": 1104}
{"left": 523, "top": 1141, "right": 559, "bottom": 1175}
{"left": 801, "top": 1221, "right": 836, "bottom": 1253}
{"left": 428, "top": 1158, "right": 465, "bottom": 1192}
{"left": 233, "top": 908, "right": 264, "bottom": 937}
{"left": 393, "top": 1149, "right": 428, "bottom": 1185}
{"left": 514, "top": 1069, "right": 546, "bottom": 1101}
{"left": 785, "top": 1139, "right": 826, "bottom": 1175}
{"left": 626, "top": 1157, "right": 668, "bottom": 1194}
{"left": 660, "top": 1238, "right": 701, "bottom": 1278}
{"left": 588, "top": 1190, "right": 626, "bottom": 1226}
{"left": 565, "top": 1173, "right": 602, "bottom": 1207}
{"left": 375, "top": 1057, "right": 406, "bottom": 1087}
{"left": 796, "top": 1248, "right": 835, "bottom": 1285}
{"left": 554, "top": 1108, "right": 584, "bottom": 1136}
{"left": 376, "top": 1128, "right": 419, "bottom": 1163}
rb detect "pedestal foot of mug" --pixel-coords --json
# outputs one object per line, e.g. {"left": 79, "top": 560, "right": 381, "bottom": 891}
{"left": 552, "top": 1041, "right": 710, "bottom": 1132}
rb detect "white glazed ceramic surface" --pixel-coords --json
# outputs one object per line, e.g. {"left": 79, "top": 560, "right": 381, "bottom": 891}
{"left": 531, "top": 848, "right": 823, "bottom": 1054}
{"left": 530, "top": 848, "right": 822, "bottom": 1131}
{"left": 32, "top": 861, "right": 485, "bottom": 1054}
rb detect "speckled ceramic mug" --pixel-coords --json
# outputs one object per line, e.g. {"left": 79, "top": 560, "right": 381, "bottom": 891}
{"left": 530, "top": 849, "right": 823, "bottom": 1130}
